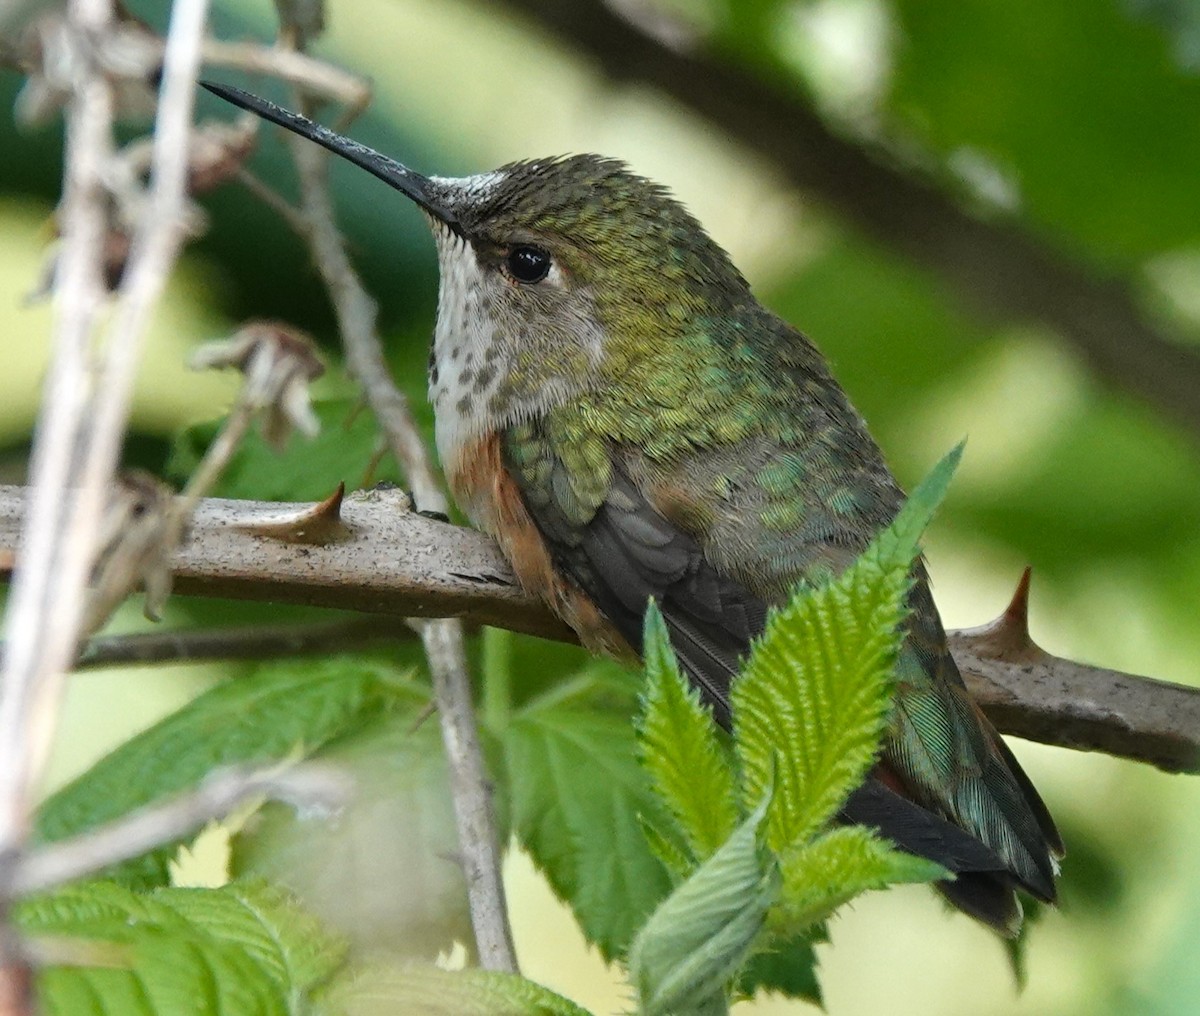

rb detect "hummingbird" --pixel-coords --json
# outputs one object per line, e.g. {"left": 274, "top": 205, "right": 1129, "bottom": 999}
{"left": 202, "top": 82, "right": 1062, "bottom": 934}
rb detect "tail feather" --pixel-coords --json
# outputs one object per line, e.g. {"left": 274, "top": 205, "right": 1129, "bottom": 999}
{"left": 990, "top": 724, "right": 1064, "bottom": 859}
{"left": 840, "top": 778, "right": 1031, "bottom": 936}
{"left": 874, "top": 576, "right": 1063, "bottom": 930}
{"left": 937, "top": 873, "right": 1023, "bottom": 937}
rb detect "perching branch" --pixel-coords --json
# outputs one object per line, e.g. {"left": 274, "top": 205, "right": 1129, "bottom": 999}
{"left": 493, "top": 0, "right": 1200, "bottom": 443}
{"left": 951, "top": 569, "right": 1200, "bottom": 774}
{"left": 0, "top": 485, "right": 1194, "bottom": 774}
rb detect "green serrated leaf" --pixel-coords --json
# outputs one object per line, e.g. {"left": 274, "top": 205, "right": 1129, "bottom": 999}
{"left": 17, "top": 879, "right": 345, "bottom": 1016}
{"left": 637, "top": 812, "right": 694, "bottom": 885}
{"left": 859, "top": 442, "right": 963, "bottom": 575}
{"left": 630, "top": 798, "right": 780, "bottom": 1016}
{"left": 734, "top": 446, "right": 961, "bottom": 849}
{"left": 166, "top": 398, "right": 406, "bottom": 501}
{"left": 160, "top": 879, "right": 346, "bottom": 1000}
{"left": 36, "top": 658, "right": 420, "bottom": 888}
{"left": 637, "top": 601, "right": 739, "bottom": 864}
{"left": 504, "top": 695, "right": 672, "bottom": 961}
{"left": 774, "top": 826, "right": 948, "bottom": 934}
{"left": 316, "top": 960, "right": 594, "bottom": 1016}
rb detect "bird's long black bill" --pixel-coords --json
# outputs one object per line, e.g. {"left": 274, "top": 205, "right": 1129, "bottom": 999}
{"left": 200, "top": 81, "right": 458, "bottom": 229}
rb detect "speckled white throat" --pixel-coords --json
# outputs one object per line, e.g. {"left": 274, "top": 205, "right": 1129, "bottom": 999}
{"left": 428, "top": 223, "right": 503, "bottom": 474}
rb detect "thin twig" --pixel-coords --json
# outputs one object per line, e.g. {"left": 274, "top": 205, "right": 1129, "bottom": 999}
{"left": 85, "top": 0, "right": 211, "bottom": 568}
{"left": 411, "top": 615, "right": 520, "bottom": 962}
{"left": 0, "top": 0, "right": 116, "bottom": 1001}
{"left": 73, "top": 617, "right": 411, "bottom": 669}
{"left": 234, "top": 167, "right": 309, "bottom": 233}
{"left": 12, "top": 765, "right": 350, "bottom": 897}
{"left": 0, "top": 0, "right": 116, "bottom": 869}
{"left": 200, "top": 39, "right": 370, "bottom": 125}
{"left": 278, "top": 74, "right": 517, "bottom": 970}
{"left": 287, "top": 130, "right": 444, "bottom": 511}
{"left": 0, "top": 0, "right": 210, "bottom": 1007}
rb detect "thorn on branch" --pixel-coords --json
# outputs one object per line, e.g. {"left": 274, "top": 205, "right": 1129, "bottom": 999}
{"left": 234, "top": 483, "right": 352, "bottom": 545}
{"left": 958, "top": 567, "right": 1043, "bottom": 662}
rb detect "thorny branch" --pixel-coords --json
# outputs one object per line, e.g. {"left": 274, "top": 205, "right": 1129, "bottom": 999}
{"left": 950, "top": 569, "right": 1200, "bottom": 774}
{"left": 0, "top": 487, "right": 1194, "bottom": 774}
{"left": 493, "top": 0, "right": 1200, "bottom": 443}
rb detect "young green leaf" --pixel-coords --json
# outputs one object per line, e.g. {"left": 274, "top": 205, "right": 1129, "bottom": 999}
{"left": 629, "top": 798, "right": 780, "bottom": 1016}
{"left": 316, "top": 960, "right": 595, "bottom": 1016}
{"left": 637, "top": 813, "right": 694, "bottom": 885}
{"left": 733, "top": 445, "right": 962, "bottom": 850}
{"left": 17, "top": 879, "right": 345, "bottom": 1016}
{"left": 736, "top": 929, "right": 823, "bottom": 1007}
{"left": 36, "top": 657, "right": 421, "bottom": 888}
{"left": 637, "top": 601, "right": 739, "bottom": 864}
{"left": 773, "top": 825, "right": 948, "bottom": 934}
{"left": 504, "top": 680, "right": 673, "bottom": 961}
{"left": 129, "top": 879, "right": 346, "bottom": 1001}
{"left": 857, "top": 443, "right": 964, "bottom": 576}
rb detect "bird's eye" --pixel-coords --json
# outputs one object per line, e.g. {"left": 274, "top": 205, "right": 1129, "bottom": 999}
{"left": 506, "top": 245, "right": 551, "bottom": 284}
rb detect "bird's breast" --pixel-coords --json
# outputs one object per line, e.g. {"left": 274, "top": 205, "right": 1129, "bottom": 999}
{"left": 446, "top": 429, "right": 633, "bottom": 662}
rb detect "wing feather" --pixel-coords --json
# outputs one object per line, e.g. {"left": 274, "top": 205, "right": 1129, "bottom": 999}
{"left": 499, "top": 422, "right": 1059, "bottom": 930}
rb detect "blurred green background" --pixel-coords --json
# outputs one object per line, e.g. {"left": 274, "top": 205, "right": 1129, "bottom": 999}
{"left": 3, "top": 0, "right": 1200, "bottom": 1013}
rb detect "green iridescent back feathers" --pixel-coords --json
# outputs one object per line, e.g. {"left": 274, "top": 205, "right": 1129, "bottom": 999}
{"left": 481, "top": 158, "right": 898, "bottom": 579}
